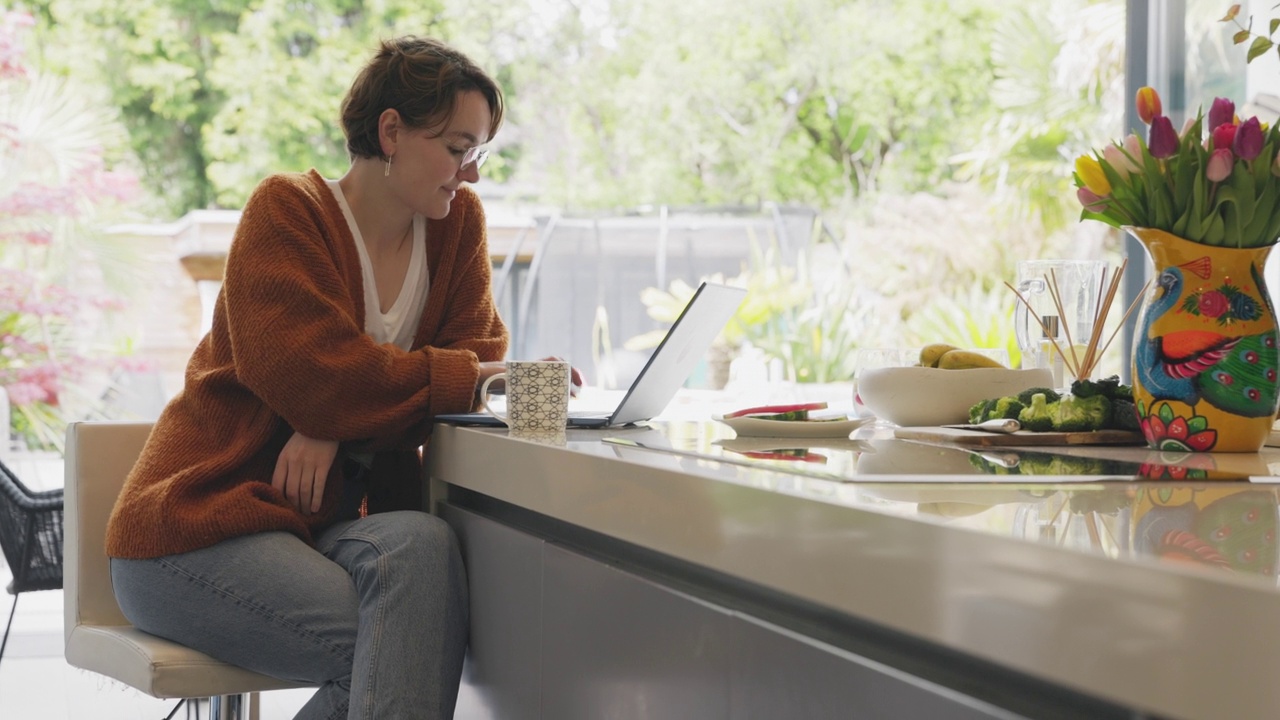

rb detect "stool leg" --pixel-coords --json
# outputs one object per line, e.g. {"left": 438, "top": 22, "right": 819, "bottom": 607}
{"left": 209, "top": 693, "right": 250, "bottom": 720}
{"left": 0, "top": 593, "right": 18, "bottom": 664}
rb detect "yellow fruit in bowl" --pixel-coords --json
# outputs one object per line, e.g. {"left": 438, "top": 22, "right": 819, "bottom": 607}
{"left": 937, "top": 349, "right": 1007, "bottom": 370}
{"left": 919, "top": 343, "right": 960, "bottom": 367}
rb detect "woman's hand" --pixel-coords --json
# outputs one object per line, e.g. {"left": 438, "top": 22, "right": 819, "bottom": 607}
{"left": 273, "top": 432, "right": 340, "bottom": 515}
{"left": 477, "top": 361, "right": 507, "bottom": 392}
{"left": 476, "top": 357, "right": 585, "bottom": 398}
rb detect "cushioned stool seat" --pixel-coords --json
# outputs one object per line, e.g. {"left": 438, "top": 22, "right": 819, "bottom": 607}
{"left": 64, "top": 421, "right": 312, "bottom": 718}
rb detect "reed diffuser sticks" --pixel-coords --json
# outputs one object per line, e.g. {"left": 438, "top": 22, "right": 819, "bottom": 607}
{"left": 1005, "top": 260, "right": 1149, "bottom": 383}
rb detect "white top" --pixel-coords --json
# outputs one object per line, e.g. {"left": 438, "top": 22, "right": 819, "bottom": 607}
{"left": 326, "top": 179, "right": 429, "bottom": 350}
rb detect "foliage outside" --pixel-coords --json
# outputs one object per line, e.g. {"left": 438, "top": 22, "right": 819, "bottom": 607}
{"left": 0, "top": 9, "right": 144, "bottom": 450}
{"left": 11, "top": 0, "right": 1148, "bottom": 386}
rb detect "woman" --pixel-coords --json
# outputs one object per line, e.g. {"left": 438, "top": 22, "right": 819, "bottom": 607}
{"left": 107, "top": 36, "right": 511, "bottom": 719}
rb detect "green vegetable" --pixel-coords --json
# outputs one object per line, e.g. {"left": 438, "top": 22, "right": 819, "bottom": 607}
{"left": 990, "top": 396, "right": 1026, "bottom": 421}
{"left": 1016, "top": 387, "right": 1061, "bottom": 405}
{"left": 1018, "top": 393, "right": 1056, "bottom": 432}
{"left": 968, "top": 398, "right": 994, "bottom": 424}
{"left": 1069, "top": 375, "right": 1129, "bottom": 401}
{"left": 970, "top": 396, "right": 1026, "bottom": 424}
{"left": 1112, "top": 398, "right": 1140, "bottom": 431}
{"left": 974, "top": 380, "right": 1136, "bottom": 433}
{"left": 1051, "top": 395, "right": 1112, "bottom": 432}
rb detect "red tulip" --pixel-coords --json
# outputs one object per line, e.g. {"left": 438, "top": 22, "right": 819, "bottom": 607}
{"left": 1076, "top": 187, "right": 1108, "bottom": 212}
{"left": 1148, "top": 115, "right": 1179, "bottom": 158}
{"left": 1212, "top": 122, "right": 1237, "bottom": 152}
{"left": 1136, "top": 87, "right": 1162, "bottom": 125}
{"left": 1207, "top": 148, "right": 1234, "bottom": 182}
{"left": 1234, "top": 117, "right": 1264, "bottom": 161}
{"left": 1209, "top": 97, "right": 1236, "bottom": 131}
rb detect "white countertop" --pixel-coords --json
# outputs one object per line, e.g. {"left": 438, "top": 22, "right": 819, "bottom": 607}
{"left": 427, "top": 419, "right": 1280, "bottom": 720}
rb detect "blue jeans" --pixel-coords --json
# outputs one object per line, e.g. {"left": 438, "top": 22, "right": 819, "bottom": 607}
{"left": 110, "top": 511, "right": 469, "bottom": 720}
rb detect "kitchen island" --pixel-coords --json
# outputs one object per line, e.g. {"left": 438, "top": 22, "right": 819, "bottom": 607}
{"left": 428, "top": 418, "right": 1280, "bottom": 720}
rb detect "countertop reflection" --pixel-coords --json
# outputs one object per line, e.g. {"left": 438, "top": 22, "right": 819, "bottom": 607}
{"left": 603, "top": 419, "right": 1280, "bottom": 582}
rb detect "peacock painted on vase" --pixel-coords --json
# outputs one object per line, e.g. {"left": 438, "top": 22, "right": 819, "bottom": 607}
{"left": 1134, "top": 258, "right": 1280, "bottom": 418}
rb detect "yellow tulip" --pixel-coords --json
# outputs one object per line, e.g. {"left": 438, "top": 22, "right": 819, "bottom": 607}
{"left": 1074, "top": 155, "right": 1112, "bottom": 196}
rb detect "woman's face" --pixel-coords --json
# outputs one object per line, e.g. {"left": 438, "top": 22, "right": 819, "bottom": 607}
{"left": 390, "top": 90, "right": 493, "bottom": 220}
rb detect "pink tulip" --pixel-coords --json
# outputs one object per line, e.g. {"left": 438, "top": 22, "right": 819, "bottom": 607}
{"left": 1209, "top": 97, "right": 1236, "bottom": 131}
{"left": 1207, "top": 148, "right": 1234, "bottom": 182}
{"left": 1234, "top": 117, "right": 1264, "bottom": 161}
{"left": 1212, "top": 122, "right": 1237, "bottom": 152}
{"left": 1103, "top": 144, "right": 1138, "bottom": 176}
{"left": 1271, "top": 151, "right": 1280, "bottom": 177}
{"left": 1076, "top": 187, "right": 1108, "bottom": 212}
{"left": 1180, "top": 116, "right": 1198, "bottom": 139}
{"left": 1136, "top": 87, "right": 1162, "bottom": 125}
{"left": 1148, "top": 115, "right": 1179, "bottom": 158}
{"left": 1123, "top": 133, "right": 1143, "bottom": 160}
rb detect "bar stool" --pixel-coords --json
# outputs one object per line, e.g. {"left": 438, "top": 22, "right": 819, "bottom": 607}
{"left": 63, "top": 421, "right": 312, "bottom": 720}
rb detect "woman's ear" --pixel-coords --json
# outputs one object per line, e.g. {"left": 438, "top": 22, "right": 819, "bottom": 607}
{"left": 378, "top": 108, "right": 402, "bottom": 159}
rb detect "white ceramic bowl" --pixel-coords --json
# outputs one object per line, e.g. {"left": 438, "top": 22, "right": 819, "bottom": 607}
{"left": 856, "top": 366, "right": 1054, "bottom": 427}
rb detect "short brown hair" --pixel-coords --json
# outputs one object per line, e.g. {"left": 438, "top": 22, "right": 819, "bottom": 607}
{"left": 340, "top": 36, "right": 504, "bottom": 160}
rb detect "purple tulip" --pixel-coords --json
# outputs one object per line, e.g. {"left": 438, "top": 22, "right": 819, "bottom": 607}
{"left": 1234, "top": 117, "right": 1264, "bottom": 161}
{"left": 1209, "top": 97, "right": 1236, "bottom": 131}
{"left": 1148, "top": 115, "right": 1179, "bottom": 158}
{"left": 1207, "top": 148, "right": 1234, "bottom": 182}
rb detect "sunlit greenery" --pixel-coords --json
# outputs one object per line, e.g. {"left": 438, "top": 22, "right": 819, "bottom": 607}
{"left": 10, "top": 0, "right": 1163, "bottom": 382}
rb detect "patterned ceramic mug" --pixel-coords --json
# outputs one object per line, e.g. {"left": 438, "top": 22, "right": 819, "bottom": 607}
{"left": 480, "top": 360, "right": 571, "bottom": 432}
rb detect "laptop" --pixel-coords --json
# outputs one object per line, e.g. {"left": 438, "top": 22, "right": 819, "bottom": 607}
{"left": 436, "top": 281, "right": 747, "bottom": 428}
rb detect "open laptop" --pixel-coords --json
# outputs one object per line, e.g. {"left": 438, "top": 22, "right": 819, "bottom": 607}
{"left": 436, "top": 281, "right": 747, "bottom": 428}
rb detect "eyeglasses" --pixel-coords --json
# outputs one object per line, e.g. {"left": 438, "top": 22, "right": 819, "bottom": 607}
{"left": 460, "top": 147, "right": 489, "bottom": 171}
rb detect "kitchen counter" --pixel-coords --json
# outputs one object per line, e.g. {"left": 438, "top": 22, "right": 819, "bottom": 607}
{"left": 428, "top": 418, "right": 1280, "bottom": 720}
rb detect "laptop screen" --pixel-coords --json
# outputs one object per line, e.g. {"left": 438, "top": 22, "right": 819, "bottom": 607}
{"left": 606, "top": 281, "right": 747, "bottom": 425}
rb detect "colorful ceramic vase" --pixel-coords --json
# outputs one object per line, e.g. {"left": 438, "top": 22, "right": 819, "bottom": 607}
{"left": 1126, "top": 227, "right": 1280, "bottom": 453}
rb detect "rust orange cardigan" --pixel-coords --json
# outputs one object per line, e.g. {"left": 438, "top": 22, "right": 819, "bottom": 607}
{"left": 106, "top": 170, "right": 508, "bottom": 559}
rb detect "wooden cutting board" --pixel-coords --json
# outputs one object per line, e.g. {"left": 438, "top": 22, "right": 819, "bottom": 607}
{"left": 893, "top": 426, "right": 1146, "bottom": 447}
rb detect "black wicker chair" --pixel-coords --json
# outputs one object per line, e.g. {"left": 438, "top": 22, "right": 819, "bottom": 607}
{"left": 0, "top": 457, "right": 64, "bottom": 664}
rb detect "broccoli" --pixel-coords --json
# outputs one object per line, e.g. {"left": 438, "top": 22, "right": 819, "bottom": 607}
{"left": 1018, "top": 452, "right": 1109, "bottom": 477}
{"left": 1070, "top": 375, "right": 1136, "bottom": 404}
{"left": 970, "top": 395, "right": 1027, "bottom": 423}
{"left": 1018, "top": 392, "right": 1056, "bottom": 431}
{"left": 1051, "top": 394, "right": 1112, "bottom": 432}
{"left": 1016, "top": 386, "right": 1061, "bottom": 405}
{"left": 1069, "top": 375, "right": 1120, "bottom": 399}
{"left": 1112, "top": 398, "right": 1140, "bottom": 431}
{"left": 989, "top": 396, "right": 1026, "bottom": 421}
{"left": 968, "top": 398, "right": 994, "bottom": 424}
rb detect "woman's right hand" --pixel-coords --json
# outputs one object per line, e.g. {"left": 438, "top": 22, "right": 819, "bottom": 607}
{"left": 475, "top": 358, "right": 585, "bottom": 398}
{"left": 476, "top": 361, "right": 507, "bottom": 401}
{"left": 273, "top": 431, "right": 340, "bottom": 515}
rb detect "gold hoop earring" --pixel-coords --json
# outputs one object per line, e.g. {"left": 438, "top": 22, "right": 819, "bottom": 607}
{"left": 384, "top": 155, "right": 393, "bottom": 177}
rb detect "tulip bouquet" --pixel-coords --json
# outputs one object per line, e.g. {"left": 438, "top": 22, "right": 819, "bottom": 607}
{"left": 1073, "top": 86, "right": 1280, "bottom": 248}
